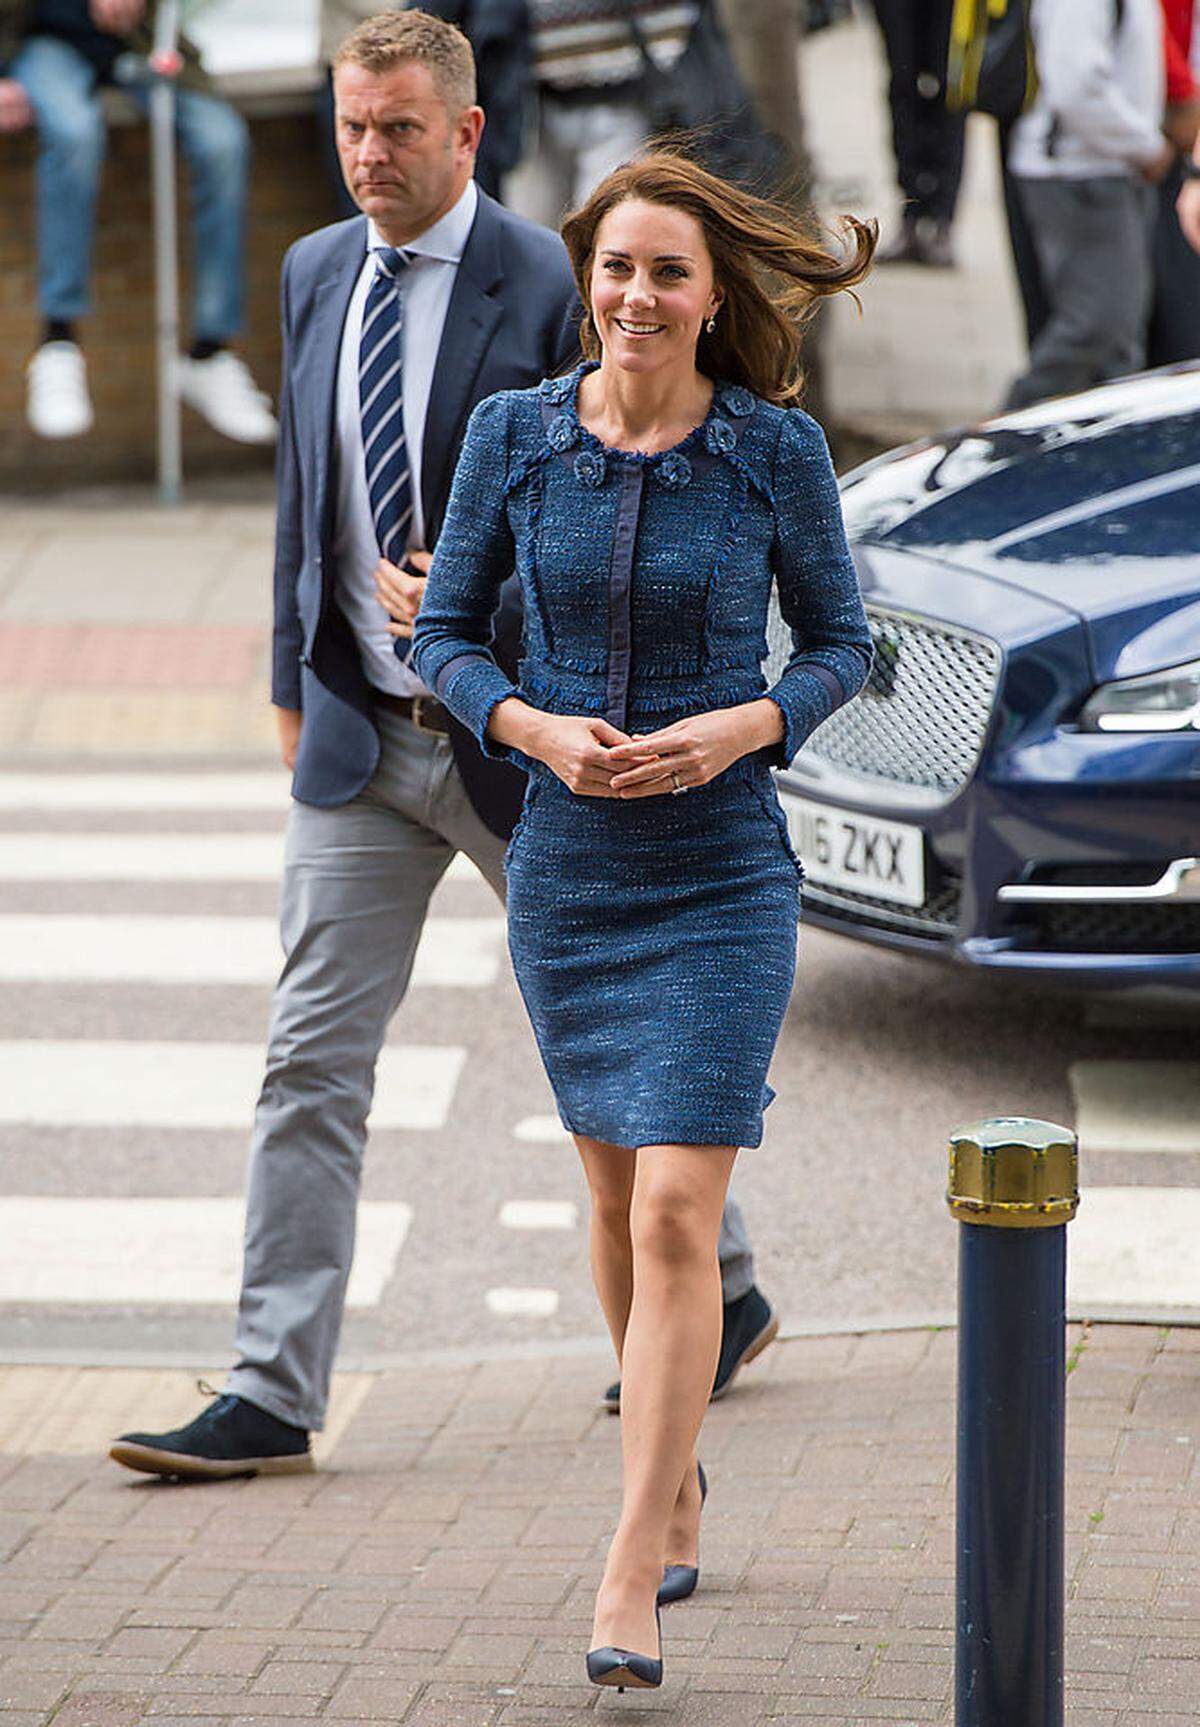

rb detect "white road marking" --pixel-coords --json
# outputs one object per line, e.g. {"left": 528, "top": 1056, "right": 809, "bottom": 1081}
{"left": 447, "top": 854, "right": 483, "bottom": 882}
{"left": 1069, "top": 1060, "right": 1200, "bottom": 1154}
{"left": 0, "top": 1198, "right": 411, "bottom": 1308}
{"left": 1069, "top": 1187, "right": 1200, "bottom": 1312}
{"left": 0, "top": 1041, "right": 464, "bottom": 1131}
{"left": 0, "top": 915, "right": 506, "bottom": 988}
{"left": 485, "top": 1287, "right": 560, "bottom": 1317}
{"left": 513, "top": 1115, "right": 571, "bottom": 1144}
{"left": 0, "top": 832, "right": 483, "bottom": 883}
{"left": 499, "top": 1201, "right": 578, "bottom": 1231}
{"left": 0, "top": 835, "right": 287, "bottom": 881}
{"left": 0, "top": 774, "right": 289, "bottom": 812}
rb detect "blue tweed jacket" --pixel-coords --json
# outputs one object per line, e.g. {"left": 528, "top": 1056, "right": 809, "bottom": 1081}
{"left": 412, "top": 362, "right": 873, "bottom": 767}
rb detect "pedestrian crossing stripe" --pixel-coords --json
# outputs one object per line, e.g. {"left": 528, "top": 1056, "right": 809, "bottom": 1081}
{"left": 0, "top": 834, "right": 287, "bottom": 881}
{"left": 0, "top": 1041, "right": 465, "bottom": 1131}
{"left": 1069, "top": 1187, "right": 1200, "bottom": 1313}
{"left": 0, "top": 773, "right": 290, "bottom": 811}
{"left": 1070, "top": 1061, "right": 1200, "bottom": 1155}
{"left": 0, "top": 1198, "right": 412, "bottom": 1308}
{"left": 0, "top": 915, "right": 505, "bottom": 987}
{"left": 0, "top": 833, "right": 482, "bottom": 884}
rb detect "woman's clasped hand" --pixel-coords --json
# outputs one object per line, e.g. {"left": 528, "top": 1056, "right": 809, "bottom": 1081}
{"left": 525, "top": 699, "right": 785, "bottom": 797}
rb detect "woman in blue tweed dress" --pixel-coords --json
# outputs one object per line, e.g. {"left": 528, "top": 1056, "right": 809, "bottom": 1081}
{"left": 410, "top": 152, "right": 875, "bottom": 1688}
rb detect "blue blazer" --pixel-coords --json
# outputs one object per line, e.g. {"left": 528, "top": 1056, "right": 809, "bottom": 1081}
{"left": 271, "top": 189, "right": 579, "bottom": 834}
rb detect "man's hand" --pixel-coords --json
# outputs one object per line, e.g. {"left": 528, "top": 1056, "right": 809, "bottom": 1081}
{"left": 374, "top": 550, "right": 430, "bottom": 639}
{"left": 0, "top": 78, "right": 33, "bottom": 134}
{"left": 89, "top": 0, "right": 147, "bottom": 34}
{"left": 1179, "top": 174, "right": 1200, "bottom": 253}
{"left": 1139, "top": 139, "right": 1177, "bottom": 185}
{"left": 1165, "top": 100, "right": 1200, "bottom": 158}
{"left": 276, "top": 706, "right": 302, "bottom": 771}
{"left": 606, "top": 699, "right": 785, "bottom": 798}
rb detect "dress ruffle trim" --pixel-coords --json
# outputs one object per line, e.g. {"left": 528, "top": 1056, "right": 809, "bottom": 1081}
{"left": 539, "top": 361, "right": 758, "bottom": 483}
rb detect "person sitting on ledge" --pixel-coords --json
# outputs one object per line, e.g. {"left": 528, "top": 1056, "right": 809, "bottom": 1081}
{"left": 0, "top": 0, "right": 277, "bottom": 443}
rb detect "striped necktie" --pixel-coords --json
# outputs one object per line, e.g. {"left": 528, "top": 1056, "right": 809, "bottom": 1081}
{"left": 359, "top": 246, "right": 414, "bottom": 649}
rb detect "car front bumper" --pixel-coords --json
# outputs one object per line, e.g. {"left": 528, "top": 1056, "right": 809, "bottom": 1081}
{"left": 776, "top": 726, "right": 1200, "bottom": 990}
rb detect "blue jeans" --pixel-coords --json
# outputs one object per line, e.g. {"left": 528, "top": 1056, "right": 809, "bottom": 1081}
{"left": 12, "top": 35, "right": 249, "bottom": 342}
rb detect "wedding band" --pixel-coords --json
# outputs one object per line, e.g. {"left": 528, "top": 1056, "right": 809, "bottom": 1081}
{"left": 670, "top": 771, "right": 687, "bottom": 795}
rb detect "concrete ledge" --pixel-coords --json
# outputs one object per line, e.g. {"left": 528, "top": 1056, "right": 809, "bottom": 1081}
{"left": 99, "top": 63, "right": 323, "bottom": 124}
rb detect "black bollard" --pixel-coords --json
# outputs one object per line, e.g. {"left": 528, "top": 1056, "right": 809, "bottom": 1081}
{"left": 947, "top": 1118, "right": 1079, "bottom": 1727}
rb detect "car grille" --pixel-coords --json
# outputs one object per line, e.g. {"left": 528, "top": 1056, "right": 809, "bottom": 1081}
{"left": 803, "top": 870, "right": 962, "bottom": 942}
{"left": 765, "top": 600, "right": 1002, "bottom": 797}
{"left": 1020, "top": 903, "right": 1200, "bottom": 956}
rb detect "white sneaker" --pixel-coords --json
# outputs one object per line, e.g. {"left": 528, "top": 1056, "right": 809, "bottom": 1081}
{"left": 178, "top": 350, "right": 278, "bottom": 445}
{"left": 26, "top": 341, "right": 94, "bottom": 439}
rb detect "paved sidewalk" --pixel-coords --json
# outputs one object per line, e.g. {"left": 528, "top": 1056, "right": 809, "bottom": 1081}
{"left": 0, "top": 1324, "right": 1197, "bottom": 1726}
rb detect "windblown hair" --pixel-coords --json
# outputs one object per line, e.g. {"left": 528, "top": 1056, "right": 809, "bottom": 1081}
{"left": 333, "top": 9, "right": 476, "bottom": 114}
{"left": 560, "top": 150, "right": 877, "bottom": 408}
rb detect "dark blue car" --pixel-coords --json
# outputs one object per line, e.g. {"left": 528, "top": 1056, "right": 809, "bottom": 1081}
{"left": 768, "top": 365, "right": 1200, "bottom": 990}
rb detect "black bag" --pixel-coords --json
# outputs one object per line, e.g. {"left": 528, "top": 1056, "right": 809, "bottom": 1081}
{"left": 628, "top": 0, "right": 791, "bottom": 195}
{"left": 947, "top": 0, "right": 1124, "bottom": 124}
{"left": 947, "top": 0, "right": 1037, "bottom": 123}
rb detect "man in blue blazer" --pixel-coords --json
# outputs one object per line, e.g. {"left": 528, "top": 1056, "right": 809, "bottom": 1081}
{"left": 110, "top": 8, "right": 773, "bottom": 1481}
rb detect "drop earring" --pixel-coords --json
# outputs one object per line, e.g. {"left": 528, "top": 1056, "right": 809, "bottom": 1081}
{"left": 706, "top": 316, "right": 717, "bottom": 334}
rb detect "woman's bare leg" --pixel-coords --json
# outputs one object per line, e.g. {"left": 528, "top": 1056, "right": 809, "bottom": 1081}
{"left": 574, "top": 1134, "right": 636, "bottom": 1357}
{"left": 575, "top": 1134, "right": 709, "bottom": 1594}
{"left": 590, "top": 1141, "right": 737, "bottom": 1658}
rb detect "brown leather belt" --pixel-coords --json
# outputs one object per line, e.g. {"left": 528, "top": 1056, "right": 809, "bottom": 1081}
{"left": 374, "top": 692, "right": 453, "bottom": 736}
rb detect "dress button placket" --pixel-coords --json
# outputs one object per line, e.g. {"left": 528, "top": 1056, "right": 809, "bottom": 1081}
{"left": 605, "top": 461, "right": 645, "bottom": 731}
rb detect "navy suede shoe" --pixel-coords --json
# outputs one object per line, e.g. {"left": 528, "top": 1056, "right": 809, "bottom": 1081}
{"left": 603, "top": 1285, "right": 779, "bottom": 1412}
{"left": 109, "top": 1392, "right": 312, "bottom": 1481}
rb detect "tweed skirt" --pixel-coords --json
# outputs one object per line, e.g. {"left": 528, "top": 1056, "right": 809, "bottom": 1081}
{"left": 504, "top": 758, "right": 802, "bottom": 1150}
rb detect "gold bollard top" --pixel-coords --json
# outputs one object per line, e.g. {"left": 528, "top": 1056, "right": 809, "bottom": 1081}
{"left": 947, "top": 1117, "right": 1079, "bottom": 1228}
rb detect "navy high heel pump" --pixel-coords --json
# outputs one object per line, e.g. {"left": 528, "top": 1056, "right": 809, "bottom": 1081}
{"left": 586, "top": 1605, "right": 663, "bottom": 1692}
{"left": 658, "top": 1460, "right": 707, "bottom": 1606}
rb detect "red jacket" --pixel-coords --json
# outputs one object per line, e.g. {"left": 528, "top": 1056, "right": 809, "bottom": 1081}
{"left": 1162, "top": 0, "right": 1197, "bottom": 101}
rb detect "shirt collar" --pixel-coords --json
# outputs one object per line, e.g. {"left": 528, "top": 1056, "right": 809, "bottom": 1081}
{"left": 366, "top": 179, "right": 478, "bottom": 268}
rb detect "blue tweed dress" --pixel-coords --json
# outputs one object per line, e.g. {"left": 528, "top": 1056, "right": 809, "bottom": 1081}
{"left": 412, "top": 362, "right": 872, "bottom": 1150}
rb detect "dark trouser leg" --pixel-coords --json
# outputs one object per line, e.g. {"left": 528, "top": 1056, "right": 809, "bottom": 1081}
{"left": 998, "top": 118, "right": 1050, "bottom": 348}
{"left": 871, "top": 0, "right": 965, "bottom": 223}
{"left": 1147, "top": 159, "right": 1200, "bottom": 368}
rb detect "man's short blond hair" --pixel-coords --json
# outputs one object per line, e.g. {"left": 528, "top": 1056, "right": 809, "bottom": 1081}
{"left": 333, "top": 10, "right": 477, "bottom": 114}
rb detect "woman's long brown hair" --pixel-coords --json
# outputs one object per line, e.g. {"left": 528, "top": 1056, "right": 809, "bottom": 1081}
{"left": 560, "top": 149, "right": 877, "bottom": 408}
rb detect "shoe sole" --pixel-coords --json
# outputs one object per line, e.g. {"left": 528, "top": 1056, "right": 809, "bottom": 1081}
{"left": 603, "top": 1310, "right": 780, "bottom": 1413}
{"left": 589, "top": 1670, "right": 659, "bottom": 1690}
{"left": 108, "top": 1442, "right": 314, "bottom": 1481}
{"left": 709, "top": 1310, "right": 780, "bottom": 1403}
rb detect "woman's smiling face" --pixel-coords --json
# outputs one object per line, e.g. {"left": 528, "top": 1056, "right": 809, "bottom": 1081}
{"left": 589, "top": 198, "right": 722, "bottom": 374}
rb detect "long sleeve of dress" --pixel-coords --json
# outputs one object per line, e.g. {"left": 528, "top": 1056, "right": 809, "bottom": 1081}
{"left": 411, "top": 392, "right": 521, "bottom": 758}
{"left": 763, "top": 409, "right": 874, "bottom": 766}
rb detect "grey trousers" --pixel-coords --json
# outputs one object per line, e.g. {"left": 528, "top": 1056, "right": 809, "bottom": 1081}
{"left": 1006, "top": 175, "right": 1156, "bottom": 411}
{"left": 227, "top": 711, "right": 757, "bottom": 1430}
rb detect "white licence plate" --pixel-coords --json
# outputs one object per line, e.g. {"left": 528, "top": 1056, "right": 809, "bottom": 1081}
{"left": 782, "top": 794, "right": 926, "bottom": 908}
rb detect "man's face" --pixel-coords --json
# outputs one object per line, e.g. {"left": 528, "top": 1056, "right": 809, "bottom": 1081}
{"left": 333, "top": 60, "right": 482, "bottom": 241}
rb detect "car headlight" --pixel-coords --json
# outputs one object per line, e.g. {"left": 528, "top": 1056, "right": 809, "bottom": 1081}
{"left": 1079, "top": 658, "right": 1200, "bottom": 732}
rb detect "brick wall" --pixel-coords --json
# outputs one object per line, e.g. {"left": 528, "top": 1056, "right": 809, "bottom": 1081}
{"left": 0, "top": 106, "right": 338, "bottom": 491}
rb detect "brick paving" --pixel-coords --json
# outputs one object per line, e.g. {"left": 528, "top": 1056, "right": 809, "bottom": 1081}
{"left": 0, "top": 1324, "right": 1196, "bottom": 1725}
